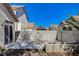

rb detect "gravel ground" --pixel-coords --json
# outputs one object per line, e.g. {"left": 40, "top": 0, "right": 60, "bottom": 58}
{"left": 3, "top": 49, "right": 74, "bottom": 56}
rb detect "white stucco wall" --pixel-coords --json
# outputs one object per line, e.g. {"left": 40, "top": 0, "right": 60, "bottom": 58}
{"left": 15, "top": 22, "right": 22, "bottom": 31}
{"left": 12, "top": 6, "right": 28, "bottom": 30}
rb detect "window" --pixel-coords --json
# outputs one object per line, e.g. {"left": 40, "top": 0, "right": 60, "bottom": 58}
{"left": 5, "top": 25, "right": 8, "bottom": 44}
{"left": 16, "top": 8, "right": 24, "bottom": 17}
{"left": 4, "top": 25, "right": 13, "bottom": 44}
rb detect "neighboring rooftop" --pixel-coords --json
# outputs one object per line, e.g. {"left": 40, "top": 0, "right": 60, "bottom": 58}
{"left": 27, "top": 23, "right": 35, "bottom": 29}
{"left": 35, "top": 26, "right": 47, "bottom": 30}
{"left": 11, "top": 5, "right": 25, "bottom": 10}
{"left": 3, "top": 3, "right": 18, "bottom": 22}
{"left": 72, "top": 16, "right": 79, "bottom": 21}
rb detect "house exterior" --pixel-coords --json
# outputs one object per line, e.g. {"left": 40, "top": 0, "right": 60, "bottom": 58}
{"left": 11, "top": 5, "right": 28, "bottom": 31}
{"left": 58, "top": 21, "right": 71, "bottom": 30}
{"left": 58, "top": 16, "right": 79, "bottom": 31}
{"left": 66, "top": 16, "right": 79, "bottom": 30}
{"left": 26, "top": 23, "right": 35, "bottom": 31}
{"left": 35, "top": 26, "right": 47, "bottom": 30}
{"left": 0, "top": 3, "right": 17, "bottom": 46}
{"left": 49, "top": 25, "right": 58, "bottom": 30}
{"left": 11, "top": 5, "right": 28, "bottom": 40}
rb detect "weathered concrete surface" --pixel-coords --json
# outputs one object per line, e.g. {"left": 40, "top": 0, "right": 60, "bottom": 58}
{"left": 6, "top": 30, "right": 79, "bottom": 55}
{"left": 57, "top": 31, "right": 79, "bottom": 43}
{"left": 6, "top": 30, "right": 58, "bottom": 49}
{"left": 46, "top": 44, "right": 55, "bottom": 53}
{"left": 16, "top": 30, "right": 79, "bottom": 44}
{"left": 17, "top": 30, "right": 58, "bottom": 44}
{"left": 46, "top": 43, "right": 62, "bottom": 53}
{"left": 45, "top": 43, "right": 75, "bottom": 53}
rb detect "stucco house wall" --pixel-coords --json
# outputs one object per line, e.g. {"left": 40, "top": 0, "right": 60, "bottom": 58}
{"left": 0, "top": 4, "right": 15, "bottom": 46}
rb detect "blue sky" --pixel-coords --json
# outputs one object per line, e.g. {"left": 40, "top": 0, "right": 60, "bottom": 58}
{"left": 11, "top": 3, "right": 79, "bottom": 28}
